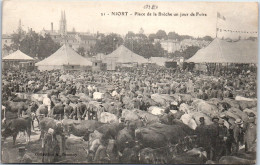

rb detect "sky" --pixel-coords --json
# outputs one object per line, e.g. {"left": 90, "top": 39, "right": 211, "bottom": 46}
{"left": 2, "top": 0, "right": 258, "bottom": 38}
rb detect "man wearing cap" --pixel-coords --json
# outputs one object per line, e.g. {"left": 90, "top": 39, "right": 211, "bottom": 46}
{"left": 232, "top": 118, "right": 244, "bottom": 153}
{"left": 195, "top": 117, "right": 211, "bottom": 159}
{"left": 243, "top": 112, "right": 256, "bottom": 152}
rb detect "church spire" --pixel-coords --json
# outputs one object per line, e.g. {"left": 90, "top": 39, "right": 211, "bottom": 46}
{"left": 64, "top": 10, "right": 66, "bottom": 21}
{"left": 18, "top": 19, "right": 22, "bottom": 34}
{"left": 59, "top": 10, "right": 67, "bottom": 36}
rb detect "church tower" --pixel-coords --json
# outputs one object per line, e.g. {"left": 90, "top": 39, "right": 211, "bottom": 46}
{"left": 59, "top": 10, "right": 67, "bottom": 36}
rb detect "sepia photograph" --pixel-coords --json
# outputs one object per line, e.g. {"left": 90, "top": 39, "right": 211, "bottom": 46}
{"left": 1, "top": 0, "right": 258, "bottom": 164}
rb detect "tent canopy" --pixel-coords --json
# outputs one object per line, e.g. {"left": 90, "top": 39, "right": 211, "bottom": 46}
{"left": 3, "top": 50, "right": 35, "bottom": 61}
{"left": 35, "top": 44, "right": 92, "bottom": 66}
{"left": 186, "top": 38, "right": 258, "bottom": 64}
{"left": 104, "top": 45, "right": 148, "bottom": 64}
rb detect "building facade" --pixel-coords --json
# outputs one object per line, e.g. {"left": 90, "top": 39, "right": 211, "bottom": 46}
{"left": 40, "top": 10, "right": 97, "bottom": 54}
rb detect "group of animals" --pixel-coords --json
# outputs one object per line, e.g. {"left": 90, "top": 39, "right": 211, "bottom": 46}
{"left": 1, "top": 90, "right": 257, "bottom": 164}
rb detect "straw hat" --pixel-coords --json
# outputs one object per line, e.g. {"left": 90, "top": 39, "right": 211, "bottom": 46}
{"left": 212, "top": 116, "right": 219, "bottom": 121}
{"left": 235, "top": 118, "right": 243, "bottom": 125}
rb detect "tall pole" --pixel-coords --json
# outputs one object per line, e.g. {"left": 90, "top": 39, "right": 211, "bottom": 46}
{"left": 216, "top": 13, "right": 218, "bottom": 38}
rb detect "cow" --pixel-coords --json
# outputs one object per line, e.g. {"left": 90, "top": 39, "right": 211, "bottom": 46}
{"left": 147, "top": 106, "right": 165, "bottom": 116}
{"left": 99, "top": 112, "right": 119, "bottom": 124}
{"left": 231, "top": 152, "right": 256, "bottom": 160}
{"left": 222, "top": 98, "right": 240, "bottom": 109}
{"left": 192, "top": 99, "right": 220, "bottom": 117}
{"left": 139, "top": 147, "right": 171, "bottom": 164}
{"left": 93, "top": 92, "right": 104, "bottom": 101}
{"left": 120, "top": 146, "right": 140, "bottom": 163}
{"left": 76, "top": 93, "right": 91, "bottom": 102}
{"left": 96, "top": 123, "right": 125, "bottom": 140}
{"left": 190, "top": 112, "right": 213, "bottom": 126}
{"left": 66, "top": 120, "right": 104, "bottom": 137}
{"left": 218, "top": 156, "right": 256, "bottom": 164}
{"left": 179, "top": 103, "right": 192, "bottom": 114}
{"left": 116, "top": 127, "right": 135, "bottom": 153}
{"left": 50, "top": 103, "right": 65, "bottom": 120}
{"left": 121, "top": 109, "right": 139, "bottom": 121}
{"left": 151, "top": 94, "right": 175, "bottom": 106}
{"left": 35, "top": 105, "right": 49, "bottom": 125}
{"left": 238, "top": 100, "right": 257, "bottom": 110}
{"left": 2, "top": 117, "right": 32, "bottom": 145}
{"left": 25, "top": 102, "right": 39, "bottom": 130}
{"left": 133, "top": 109, "right": 160, "bottom": 124}
{"left": 180, "top": 114, "right": 197, "bottom": 130}
{"left": 135, "top": 123, "right": 194, "bottom": 149}
{"left": 38, "top": 117, "right": 65, "bottom": 155}
{"left": 38, "top": 117, "right": 62, "bottom": 141}
{"left": 171, "top": 147, "right": 207, "bottom": 164}
{"left": 228, "top": 107, "right": 248, "bottom": 122}
{"left": 31, "top": 93, "right": 48, "bottom": 103}
{"left": 2, "top": 101, "right": 29, "bottom": 117}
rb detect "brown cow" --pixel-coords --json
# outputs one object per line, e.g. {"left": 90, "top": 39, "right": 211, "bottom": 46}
{"left": 2, "top": 117, "right": 32, "bottom": 145}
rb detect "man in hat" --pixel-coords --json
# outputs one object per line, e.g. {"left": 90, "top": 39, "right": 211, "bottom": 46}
{"left": 43, "top": 93, "right": 52, "bottom": 115}
{"left": 195, "top": 117, "right": 211, "bottom": 159}
{"left": 64, "top": 100, "right": 74, "bottom": 119}
{"left": 209, "top": 116, "right": 219, "bottom": 161}
{"left": 232, "top": 118, "right": 244, "bottom": 153}
{"left": 18, "top": 147, "right": 32, "bottom": 163}
{"left": 216, "top": 118, "right": 229, "bottom": 160}
{"left": 76, "top": 99, "right": 87, "bottom": 121}
{"left": 243, "top": 112, "right": 256, "bottom": 152}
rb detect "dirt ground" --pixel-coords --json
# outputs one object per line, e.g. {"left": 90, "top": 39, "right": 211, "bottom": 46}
{"left": 1, "top": 121, "right": 89, "bottom": 163}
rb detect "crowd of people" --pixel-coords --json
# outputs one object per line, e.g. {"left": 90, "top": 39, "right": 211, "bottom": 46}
{"left": 1, "top": 64, "right": 257, "bottom": 163}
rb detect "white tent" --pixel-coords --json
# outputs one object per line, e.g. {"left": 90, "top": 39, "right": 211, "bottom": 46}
{"left": 186, "top": 38, "right": 258, "bottom": 64}
{"left": 103, "top": 45, "right": 148, "bottom": 64}
{"left": 36, "top": 44, "right": 92, "bottom": 71}
{"left": 3, "top": 50, "right": 35, "bottom": 61}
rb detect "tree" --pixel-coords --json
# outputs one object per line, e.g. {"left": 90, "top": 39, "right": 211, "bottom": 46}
{"left": 3, "top": 44, "right": 12, "bottom": 53}
{"left": 148, "top": 33, "right": 157, "bottom": 42}
{"left": 76, "top": 47, "right": 86, "bottom": 56}
{"left": 4, "top": 30, "right": 60, "bottom": 59}
{"left": 181, "top": 46, "right": 200, "bottom": 59}
{"left": 168, "top": 32, "right": 180, "bottom": 40}
{"left": 9, "top": 29, "right": 26, "bottom": 51}
{"left": 139, "top": 28, "right": 144, "bottom": 34}
{"left": 92, "top": 33, "right": 123, "bottom": 54}
{"left": 125, "top": 31, "right": 135, "bottom": 39}
{"left": 202, "top": 35, "right": 213, "bottom": 41}
{"left": 124, "top": 34, "right": 164, "bottom": 58}
{"left": 156, "top": 30, "right": 167, "bottom": 40}
{"left": 37, "top": 34, "right": 60, "bottom": 58}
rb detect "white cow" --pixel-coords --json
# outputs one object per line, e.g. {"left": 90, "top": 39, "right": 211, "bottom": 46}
{"left": 180, "top": 114, "right": 197, "bottom": 130}
{"left": 147, "top": 106, "right": 165, "bottom": 116}
{"left": 235, "top": 96, "right": 257, "bottom": 102}
{"left": 100, "top": 112, "right": 118, "bottom": 124}
{"left": 31, "top": 94, "right": 48, "bottom": 103}
{"left": 93, "top": 92, "right": 104, "bottom": 101}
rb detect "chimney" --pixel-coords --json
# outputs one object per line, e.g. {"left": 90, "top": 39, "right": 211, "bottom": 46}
{"left": 51, "top": 22, "right": 53, "bottom": 32}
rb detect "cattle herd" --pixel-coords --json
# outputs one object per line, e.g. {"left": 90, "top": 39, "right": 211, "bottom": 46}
{"left": 1, "top": 65, "right": 257, "bottom": 164}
